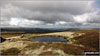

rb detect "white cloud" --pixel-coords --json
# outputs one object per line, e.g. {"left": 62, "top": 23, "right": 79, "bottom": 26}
{"left": 9, "top": 18, "right": 44, "bottom": 26}
{"left": 74, "top": 14, "right": 88, "bottom": 23}
{"left": 9, "top": 18, "right": 21, "bottom": 26}
{"left": 55, "top": 21, "right": 67, "bottom": 25}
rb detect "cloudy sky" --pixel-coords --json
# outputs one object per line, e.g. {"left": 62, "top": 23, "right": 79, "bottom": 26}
{"left": 0, "top": 0, "right": 100, "bottom": 28}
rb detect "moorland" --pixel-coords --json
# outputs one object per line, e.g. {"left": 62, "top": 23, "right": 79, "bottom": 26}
{"left": 0, "top": 28, "right": 99, "bottom": 56}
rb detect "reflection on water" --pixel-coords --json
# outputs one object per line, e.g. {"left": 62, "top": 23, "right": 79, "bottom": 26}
{"left": 29, "top": 36, "right": 68, "bottom": 42}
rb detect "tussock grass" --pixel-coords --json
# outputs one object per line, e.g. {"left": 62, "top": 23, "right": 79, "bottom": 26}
{"left": 43, "top": 43, "right": 96, "bottom": 55}
{"left": 1, "top": 48, "right": 20, "bottom": 55}
{"left": 39, "top": 51, "right": 59, "bottom": 55}
{"left": 1, "top": 29, "right": 99, "bottom": 55}
{"left": 24, "top": 42, "right": 47, "bottom": 49}
{"left": 73, "top": 29, "right": 99, "bottom": 51}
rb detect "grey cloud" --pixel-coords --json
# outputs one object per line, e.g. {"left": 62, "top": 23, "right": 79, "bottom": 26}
{"left": 1, "top": 3, "right": 75, "bottom": 24}
{"left": 0, "top": 0, "right": 100, "bottom": 27}
{"left": 1, "top": 1, "right": 93, "bottom": 14}
{"left": 10, "top": 1, "right": 92, "bottom": 15}
{"left": 87, "top": 10, "right": 100, "bottom": 24}
{"left": 29, "top": 13, "right": 74, "bottom": 23}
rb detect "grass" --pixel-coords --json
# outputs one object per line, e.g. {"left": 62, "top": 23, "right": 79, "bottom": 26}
{"left": 73, "top": 29, "right": 99, "bottom": 51}
{"left": 1, "top": 33, "right": 24, "bottom": 38}
{"left": 1, "top": 29, "right": 99, "bottom": 55}
{"left": 39, "top": 51, "right": 59, "bottom": 55}
{"left": 1, "top": 48, "right": 21, "bottom": 55}
{"left": 43, "top": 43, "right": 96, "bottom": 55}
{"left": 71, "top": 29, "right": 98, "bottom": 33}
{"left": 24, "top": 42, "right": 47, "bottom": 49}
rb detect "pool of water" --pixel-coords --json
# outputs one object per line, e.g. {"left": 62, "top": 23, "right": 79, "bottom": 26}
{"left": 29, "top": 36, "right": 68, "bottom": 42}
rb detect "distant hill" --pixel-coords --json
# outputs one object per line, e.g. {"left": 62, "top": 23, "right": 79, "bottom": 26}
{"left": 1, "top": 26, "right": 99, "bottom": 33}
{"left": 1, "top": 27, "right": 80, "bottom": 33}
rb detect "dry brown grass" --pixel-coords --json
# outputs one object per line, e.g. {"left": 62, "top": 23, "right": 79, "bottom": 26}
{"left": 39, "top": 51, "right": 59, "bottom": 55}
{"left": 24, "top": 42, "right": 47, "bottom": 49}
{"left": 1, "top": 48, "right": 20, "bottom": 55}
{"left": 1, "top": 29, "right": 99, "bottom": 55}
{"left": 43, "top": 43, "right": 96, "bottom": 55}
{"left": 73, "top": 29, "right": 99, "bottom": 51}
{"left": 1, "top": 33, "right": 23, "bottom": 38}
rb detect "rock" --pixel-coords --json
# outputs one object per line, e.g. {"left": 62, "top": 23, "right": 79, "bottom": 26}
{"left": 0, "top": 36, "right": 6, "bottom": 42}
{"left": 20, "top": 34, "right": 24, "bottom": 38}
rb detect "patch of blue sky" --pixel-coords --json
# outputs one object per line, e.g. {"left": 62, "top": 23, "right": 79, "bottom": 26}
{"left": 95, "top": 0, "right": 100, "bottom": 8}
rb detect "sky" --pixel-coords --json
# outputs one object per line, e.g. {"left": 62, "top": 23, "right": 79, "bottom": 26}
{"left": 0, "top": 0, "right": 100, "bottom": 28}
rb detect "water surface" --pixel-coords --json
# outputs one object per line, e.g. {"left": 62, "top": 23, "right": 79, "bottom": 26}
{"left": 29, "top": 36, "right": 68, "bottom": 42}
